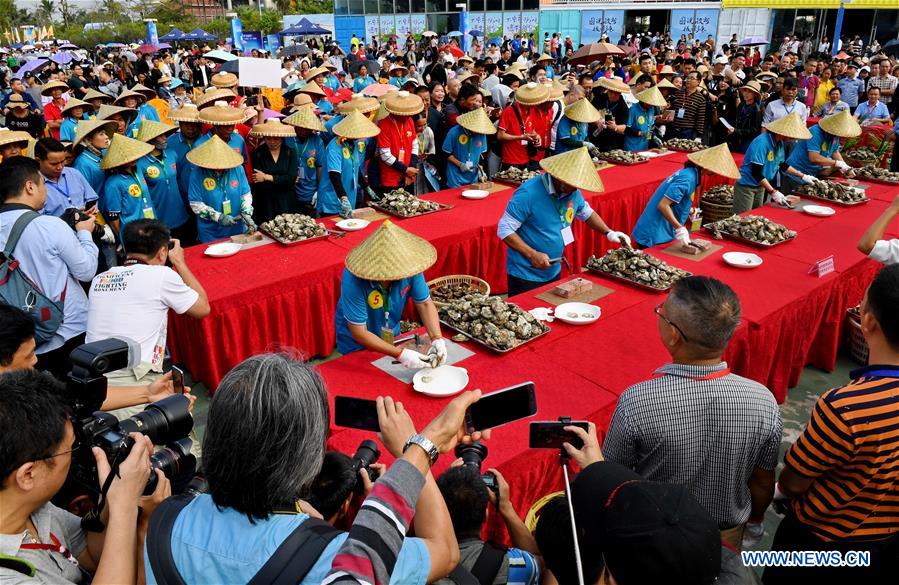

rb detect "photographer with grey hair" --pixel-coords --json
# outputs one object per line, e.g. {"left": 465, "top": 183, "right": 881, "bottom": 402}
{"left": 602, "top": 276, "right": 782, "bottom": 551}
{"left": 144, "top": 352, "right": 483, "bottom": 584}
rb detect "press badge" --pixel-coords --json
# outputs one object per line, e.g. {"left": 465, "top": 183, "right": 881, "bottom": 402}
{"left": 143, "top": 205, "right": 155, "bottom": 219}
{"left": 222, "top": 199, "right": 232, "bottom": 215}
{"left": 298, "top": 165, "right": 306, "bottom": 180}
{"left": 380, "top": 326, "right": 395, "bottom": 344}
{"left": 561, "top": 226, "right": 574, "bottom": 246}
{"left": 676, "top": 108, "right": 686, "bottom": 119}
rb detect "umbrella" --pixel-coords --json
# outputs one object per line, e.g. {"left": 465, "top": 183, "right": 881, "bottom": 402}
{"left": 156, "top": 42, "right": 172, "bottom": 50}
{"left": 883, "top": 39, "right": 899, "bottom": 55}
{"left": 469, "top": 30, "right": 483, "bottom": 37}
{"left": 49, "top": 51, "right": 74, "bottom": 65}
{"left": 21, "top": 45, "right": 35, "bottom": 52}
{"left": 219, "top": 59, "right": 239, "bottom": 73}
{"left": 440, "top": 44, "right": 464, "bottom": 58}
{"left": 616, "top": 44, "right": 637, "bottom": 56}
{"left": 488, "top": 37, "right": 503, "bottom": 47}
{"left": 279, "top": 44, "right": 311, "bottom": 57}
{"left": 159, "top": 28, "right": 184, "bottom": 42}
{"left": 349, "top": 59, "right": 380, "bottom": 76}
{"left": 15, "top": 58, "right": 49, "bottom": 76}
{"left": 361, "top": 83, "right": 396, "bottom": 97}
{"left": 57, "top": 43, "right": 79, "bottom": 50}
{"left": 738, "top": 36, "right": 768, "bottom": 47}
{"left": 106, "top": 42, "right": 126, "bottom": 48}
{"left": 566, "top": 43, "right": 626, "bottom": 67}
{"left": 137, "top": 44, "right": 162, "bottom": 55}
{"left": 447, "top": 31, "right": 462, "bottom": 37}
{"left": 422, "top": 31, "right": 437, "bottom": 37}
{"left": 204, "top": 50, "right": 237, "bottom": 62}
{"left": 123, "top": 51, "right": 137, "bottom": 62}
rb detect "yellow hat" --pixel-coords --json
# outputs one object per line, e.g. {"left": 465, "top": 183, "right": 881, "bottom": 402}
{"left": 304, "top": 66, "right": 328, "bottom": 82}
{"left": 61, "top": 98, "right": 93, "bottom": 116}
{"left": 299, "top": 81, "right": 326, "bottom": 98}
{"left": 131, "top": 83, "right": 157, "bottom": 99}
{"left": 249, "top": 118, "right": 296, "bottom": 138}
{"left": 72, "top": 119, "right": 117, "bottom": 148}
{"left": 290, "top": 93, "right": 316, "bottom": 112}
{"left": 385, "top": 90, "right": 424, "bottom": 116}
{"left": 114, "top": 88, "right": 146, "bottom": 106}
{"left": 515, "top": 82, "right": 550, "bottom": 106}
{"left": 564, "top": 98, "right": 602, "bottom": 123}
{"left": 4, "top": 94, "right": 30, "bottom": 109}
{"left": 539, "top": 147, "right": 605, "bottom": 193}
{"left": 136, "top": 120, "right": 178, "bottom": 143}
{"left": 169, "top": 104, "right": 201, "bottom": 123}
{"left": 82, "top": 88, "right": 114, "bottom": 103}
{"left": 457, "top": 108, "right": 497, "bottom": 135}
{"left": 656, "top": 78, "right": 678, "bottom": 90}
{"left": 211, "top": 72, "right": 238, "bottom": 89}
{"left": 763, "top": 112, "right": 812, "bottom": 140}
{"left": 740, "top": 80, "right": 763, "bottom": 96}
{"left": 817, "top": 109, "right": 862, "bottom": 139}
{"left": 97, "top": 104, "right": 138, "bottom": 126}
{"left": 0, "top": 128, "right": 32, "bottom": 148}
{"left": 199, "top": 101, "right": 246, "bottom": 126}
{"left": 536, "top": 53, "right": 554, "bottom": 63}
{"left": 99, "top": 133, "right": 154, "bottom": 170}
{"left": 543, "top": 80, "right": 564, "bottom": 100}
{"left": 687, "top": 143, "right": 741, "bottom": 180}
{"left": 597, "top": 77, "right": 630, "bottom": 94}
{"left": 635, "top": 86, "right": 667, "bottom": 108}
{"left": 337, "top": 94, "right": 380, "bottom": 115}
{"left": 196, "top": 88, "right": 237, "bottom": 109}
{"left": 334, "top": 109, "right": 381, "bottom": 139}
{"left": 40, "top": 80, "right": 69, "bottom": 96}
{"left": 283, "top": 107, "right": 326, "bottom": 132}
{"left": 345, "top": 220, "right": 438, "bottom": 281}
{"left": 186, "top": 135, "right": 244, "bottom": 170}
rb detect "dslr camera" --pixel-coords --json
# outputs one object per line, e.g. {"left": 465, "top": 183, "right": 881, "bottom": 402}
{"left": 454, "top": 441, "right": 498, "bottom": 494}
{"left": 352, "top": 440, "right": 381, "bottom": 495}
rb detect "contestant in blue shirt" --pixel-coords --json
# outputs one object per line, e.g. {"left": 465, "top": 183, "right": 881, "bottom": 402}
{"left": 72, "top": 119, "right": 117, "bottom": 197}
{"left": 443, "top": 107, "right": 493, "bottom": 188}
{"left": 284, "top": 106, "right": 328, "bottom": 217}
{"left": 115, "top": 89, "right": 160, "bottom": 138}
{"left": 167, "top": 104, "right": 204, "bottom": 199}
{"left": 498, "top": 147, "right": 631, "bottom": 296}
{"left": 317, "top": 110, "right": 378, "bottom": 218}
{"left": 554, "top": 98, "right": 601, "bottom": 155}
{"left": 299, "top": 82, "right": 334, "bottom": 119}
{"left": 352, "top": 64, "right": 376, "bottom": 93}
{"left": 782, "top": 110, "right": 861, "bottom": 193}
{"left": 59, "top": 98, "right": 92, "bottom": 143}
{"left": 620, "top": 86, "right": 665, "bottom": 152}
{"left": 99, "top": 134, "right": 156, "bottom": 239}
{"left": 336, "top": 220, "right": 447, "bottom": 368}
{"left": 137, "top": 121, "right": 190, "bottom": 232}
{"left": 35, "top": 138, "right": 99, "bottom": 217}
{"left": 193, "top": 102, "right": 249, "bottom": 167}
{"left": 632, "top": 144, "right": 741, "bottom": 249}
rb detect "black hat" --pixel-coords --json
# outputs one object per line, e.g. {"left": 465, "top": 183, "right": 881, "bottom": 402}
{"left": 572, "top": 462, "right": 721, "bottom": 585}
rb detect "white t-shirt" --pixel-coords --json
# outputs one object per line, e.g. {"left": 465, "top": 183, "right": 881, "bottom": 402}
{"left": 870, "top": 239, "right": 899, "bottom": 265}
{"left": 86, "top": 264, "right": 199, "bottom": 370}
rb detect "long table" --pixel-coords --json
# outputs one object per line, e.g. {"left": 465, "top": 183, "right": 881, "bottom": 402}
{"left": 169, "top": 152, "right": 700, "bottom": 388}
{"left": 320, "top": 181, "right": 896, "bottom": 542}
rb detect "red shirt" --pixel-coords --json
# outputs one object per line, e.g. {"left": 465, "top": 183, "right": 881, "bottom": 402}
{"left": 44, "top": 100, "right": 64, "bottom": 140}
{"left": 498, "top": 103, "right": 549, "bottom": 165}
{"left": 377, "top": 116, "right": 416, "bottom": 188}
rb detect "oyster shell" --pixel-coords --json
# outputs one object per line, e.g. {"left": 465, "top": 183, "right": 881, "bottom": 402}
{"left": 706, "top": 215, "right": 796, "bottom": 245}
{"left": 437, "top": 293, "right": 548, "bottom": 351}
{"left": 795, "top": 180, "right": 867, "bottom": 203}
{"left": 598, "top": 149, "right": 649, "bottom": 164}
{"left": 854, "top": 165, "right": 899, "bottom": 185}
{"left": 259, "top": 213, "right": 326, "bottom": 242}
{"left": 844, "top": 147, "right": 879, "bottom": 164}
{"left": 432, "top": 282, "right": 480, "bottom": 304}
{"left": 702, "top": 184, "right": 734, "bottom": 206}
{"left": 376, "top": 188, "right": 441, "bottom": 217}
{"left": 586, "top": 248, "right": 690, "bottom": 290}
{"left": 664, "top": 138, "right": 706, "bottom": 152}
{"left": 494, "top": 167, "right": 542, "bottom": 183}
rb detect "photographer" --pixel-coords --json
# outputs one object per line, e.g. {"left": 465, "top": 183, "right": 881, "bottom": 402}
{"left": 146, "top": 353, "right": 484, "bottom": 584}
{"left": 0, "top": 369, "right": 168, "bottom": 584}
{"left": 435, "top": 462, "right": 541, "bottom": 585}
{"left": 304, "top": 450, "right": 386, "bottom": 526}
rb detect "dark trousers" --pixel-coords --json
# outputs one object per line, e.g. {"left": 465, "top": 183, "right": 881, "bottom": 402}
{"left": 36, "top": 333, "right": 86, "bottom": 382}
{"left": 507, "top": 273, "right": 559, "bottom": 297}
{"left": 763, "top": 512, "right": 899, "bottom": 585}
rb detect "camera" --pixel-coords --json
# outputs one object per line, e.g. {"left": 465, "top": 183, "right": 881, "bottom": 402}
{"left": 352, "top": 440, "right": 381, "bottom": 494}
{"left": 454, "top": 441, "right": 498, "bottom": 494}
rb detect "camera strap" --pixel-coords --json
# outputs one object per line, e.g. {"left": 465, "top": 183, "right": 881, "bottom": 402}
{"left": 447, "top": 542, "right": 507, "bottom": 585}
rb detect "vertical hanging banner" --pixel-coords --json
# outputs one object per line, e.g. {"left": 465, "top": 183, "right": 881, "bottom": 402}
{"left": 146, "top": 21, "right": 159, "bottom": 45}
{"left": 231, "top": 18, "right": 244, "bottom": 53}
{"left": 670, "top": 10, "right": 718, "bottom": 41}
{"left": 460, "top": 10, "right": 469, "bottom": 52}
{"left": 365, "top": 16, "right": 380, "bottom": 42}
{"left": 693, "top": 10, "right": 719, "bottom": 41}
{"left": 469, "top": 13, "right": 485, "bottom": 38}
{"left": 241, "top": 32, "right": 263, "bottom": 53}
{"left": 396, "top": 15, "right": 411, "bottom": 39}
{"left": 581, "top": 10, "right": 624, "bottom": 44}
{"left": 410, "top": 14, "right": 426, "bottom": 39}
{"left": 266, "top": 34, "right": 281, "bottom": 53}
{"left": 486, "top": 12, "right": 503, "bottom": 41}
{"left": 503, "top": 12, "right": 521, "bottom": 37}
{"left": 379, "top": 15, "right": 396, "bottom": 39}
{"left": 520, "top": 12, "right": 539, "bottom": 38}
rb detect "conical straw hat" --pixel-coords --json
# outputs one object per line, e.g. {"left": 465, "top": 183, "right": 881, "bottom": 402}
{"left": 304, "top": 66, "right": 328, "bottom": 82}
{"left": 61, "top": 98, "right": 93, "bottom": 115}
{"left": 196, "top": 88, "right": 236, "bottom": 108}
{"left": 40, "top": 80, "right": 69, "bottom": 96}
{"left": 290, "top": 93, "right": 315, "bottom": 112}
{"left": 687, "top": 143, "right": 741, "bottom": 180}
{"left": 656, "top": 78, "right": 678, "bottom": 90}
{"left": 741, "top": 80, "right": 762, "bottom": 96}
{"left": 338, "top": 94, "right": 380, "bottom": 114}
{"left": 564, "top": 98, "right": 602, "bottom": 123}
{"left": 250, "top": 118, "right": 296, "bottom": 137}
{"left": 385, "top": 90, "right": 424, "bottom": 116}
{"left": 131, "top": 83, "right": 157, "bottom": 98}
{"left": 83, "top": 88, "right": 113, "bottom": 103}
{"left": 515, "top": 82, "right": 550, "bottom": 106}
{"left": 763, "top": 112, "right": 812, "bottom": 140}
{"left": 345, "top": 220, "right": 438, "bottom": 281}
{"left": 99, "top": 133, "right": 154, "bottom": 170}
{"left": 659, "top": 65, "right": 676, "bottom": 75}
{"left": 0, "top": 128, "right": 32, "bottom": 148}
{"left": 211, "top": 72, "right": 238, "bottom": 88}
{"left": 136, "top": 120, "right": 178, "bottom": 143}
{"left": 283, "top": 106, "right": 326, "bottom": 132}
{"left": 4, "top": 94, "right": 29, "bottom": 109}
{"left": 539, "top": 147, "right": 605, "bottom": 193}
{"left": 597, "top": 77, "right": 630, "bottom": 94}
{"left": 97, "top": 104, "right": 138, "bottom": 126}
{"left": 169, "top": 104, "right": 201, "bottom": 123}
{"left": 333, "top": 109, "right": 381, "bottom": 139}
{"left": 457, "top": 108, "right": 497, "bottom": 135}
{"left": 543, "top": 80, "right": 564, "bottom": 100}
{"left": 72, "top": 119, "right": 117, "bottom": 147}
{"left": 536, "top": 53, "right": 554, "bottom": 63}
{"left": 299, "top": 81, "right": 326, "bottom": 98}
{"left": 635, "top": 86, "right": 667, "bottom": 108}
{"left": 199, "top": 101, "right": 246, "bottom": 126}
{"left": 186, "top": 135, "right": 243, "bottom": 170}
{"left": 114, "top": 88, "right": 145, "bottom": 106}
{"left": 818, "top": 109, "right": 861, "bottom": 138}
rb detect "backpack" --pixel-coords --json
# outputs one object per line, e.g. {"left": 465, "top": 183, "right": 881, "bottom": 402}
{"left": 445, "top": 542, "right": 507, "bottom": 585}
{"left": 0, "top": 211, "right": 66, "bottom": 344}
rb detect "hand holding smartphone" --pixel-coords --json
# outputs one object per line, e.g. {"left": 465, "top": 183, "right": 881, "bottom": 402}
{"left": 171, "top": 365, "right": 185, "bottom": 395}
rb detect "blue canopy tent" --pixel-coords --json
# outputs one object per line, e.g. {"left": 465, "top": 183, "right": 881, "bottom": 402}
{"left": 160, "top": 28, "right": 185, "bottom": 42}
{"left": 183, "top": 29, "right": 218, "bottom": 42}
{"left": 280, "top": 18, "right": 330, "bottom": 36}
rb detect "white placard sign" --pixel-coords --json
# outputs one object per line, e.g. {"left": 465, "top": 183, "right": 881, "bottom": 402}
{"left": 238, "top": 57, "right": 281, "bottom": 88}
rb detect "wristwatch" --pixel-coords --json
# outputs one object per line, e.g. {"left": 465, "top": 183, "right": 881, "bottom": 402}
{"left": 403, "top": 433, "right": 439, "bottom": 465}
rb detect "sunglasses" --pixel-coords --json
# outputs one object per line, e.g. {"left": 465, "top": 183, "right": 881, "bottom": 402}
{"left": 654, "top": 302, "right": 690, "bottom": 343}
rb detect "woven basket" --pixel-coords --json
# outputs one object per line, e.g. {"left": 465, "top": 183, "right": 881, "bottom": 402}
{"left": 846, "top": 307, "right": 869, "bottom": 366}
{"left": 700, "top": 199, "right": 733, "bottom": 226}
{"left": 427, "top": 275, "right": 491, "bottom": 308}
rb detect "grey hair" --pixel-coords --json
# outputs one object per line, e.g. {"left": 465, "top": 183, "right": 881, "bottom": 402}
{"left": 202, "top": 352, "right": 330, "bottom": 521}
{"left": 666, "top": 276, "right": 741, "bottom": 353}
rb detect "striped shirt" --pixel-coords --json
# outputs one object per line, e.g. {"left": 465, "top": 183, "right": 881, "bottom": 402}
{"left": 670, "top": 88, "right": 708, "bottom": 135}
{"left": 784, "top": 365, "right": 899, "bottom": 543}
{"left": 604, "top": 362, "right": 782, "bottom": 529}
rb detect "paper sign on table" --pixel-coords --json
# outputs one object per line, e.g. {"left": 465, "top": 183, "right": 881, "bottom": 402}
{"left": 238, "top": 57, "right": 282, "bottom": 88}
{"left": 808, "top": 255, "right": 835, "bottom": 278}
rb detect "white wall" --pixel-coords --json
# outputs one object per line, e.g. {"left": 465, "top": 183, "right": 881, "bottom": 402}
{"left": 717, "top": 8, "right": 771, "bottom": 55}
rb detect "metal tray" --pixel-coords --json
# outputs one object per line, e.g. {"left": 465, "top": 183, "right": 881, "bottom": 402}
{"left": 585, "top": 266, "right": 688, "bottom": 293}
{"left": 438, "top": 319, "right": 551, "bottom": 353}
{"left": 797, "top": 191, "right": 869, "bottom": 207}
{"left": 596, "top": 155, "right": 650, "bottom": 166}
{"left": 492, "top": 172, "right": 544, "bottom": 186}
{"left": 368, "top": 200, "right": 454, "bottom": 219}
{"left": 664, "top": 145, "right": 705, "bottom": 153}
{"left": 703, "top": 227, "right": 796, "bottom": 248}
{"left": 256, "top": 226, "right": 330, "bottom": 247}
{"left": 852, "top": 175, "right": 899, "bottom": 187}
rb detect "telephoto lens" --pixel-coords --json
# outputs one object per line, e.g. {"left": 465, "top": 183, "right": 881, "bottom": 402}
{"left": 145, "top": 437, "right": 196, "bottom": 495}
{"left": 119, "top": 394, "right": 194, "bottom": 445}
{"left": 454, "top": 441, "right": 498, "bottom": 494}
{"left": 353, "top": 440, "right": 381, "bottom": 492}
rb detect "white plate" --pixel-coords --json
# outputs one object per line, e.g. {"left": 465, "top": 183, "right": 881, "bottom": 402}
{"left": 462, "top": 189, "right": 489, "bottom": 200}
{"left": 554, "top": 302, "right": 601, "bottom": 325}
{"left": 802, "top": 204, "right": 836, "bottom": 217}
{"left": 412, "top": 365, "right": 469, "bottom": 397}
{"left": 336, "top": 218, "right": 370, "bottom": 231}
{"left": 204, "top": 242, "right": 241, "bottom": 258}
{"left": 528, "top": 307, "right": 555, "bottom": 322}
{"left": 722, "top": 252, "right": 763, "bottom": 268}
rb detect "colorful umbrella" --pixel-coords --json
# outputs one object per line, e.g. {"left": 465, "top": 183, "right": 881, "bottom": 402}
{"left": 204, "top": 50, "right": 237, "bottom": 62}
{"left": 361, "top": 83, "right": 397, "bottom": 97}
{"left": 137, "top": 44, "right": 162, "bottom": 55}
{"left": 738, "top": 37, "right": 768, "bottom": 47}
{"left": 15, "top": 58, "right": 49, "bottom": 76}
{"left": 50, "top": 51, "right": 74, "bottom": 65}
{"left": 447, "top": 31, "right": 463, "bottom": 37}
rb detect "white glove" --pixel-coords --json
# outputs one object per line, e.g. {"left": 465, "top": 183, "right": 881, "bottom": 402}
{"left": 674, "top": 226, "right": 691, "bottom": 246}
{"left": 460, "top": 161, "right": 474, "bottom": 173}
{"left": 428, "top": 338, "right": 448, "bottom": 367}
{"left": 835, "top": 160, "right": 851, "bottom": 173}
{"left": 742, "top": 521, "right": 765, "bottom": 549}
{"left": 606, "top": 231, "right": 632, "bottom": 247}
{"left": 800, "top": 174, "right": 819, "bottom": 185}
{"left": 339, "top": 196, "right": 353, "bottom": 219}
{"left": 770, "top": 190, "right": 788, "bottom": 205}
{"left": 398, "top": 348, "right": 430, "bottom": 369}
{"left": 100, "top": 224, "right": 115, "bottom": 244}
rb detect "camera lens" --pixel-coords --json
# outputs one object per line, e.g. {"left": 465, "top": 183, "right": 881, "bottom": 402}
{"left": 119, "top": 394, "right": 193, "bottom": 445}
{"left": 353, "top": 439, "right": 380, "bottom": 472}
{"left": 145, "top": 437, "right": 196, "bottom": 495}
{"left": 454, "top": 441, "right": 488, "bottom": 472}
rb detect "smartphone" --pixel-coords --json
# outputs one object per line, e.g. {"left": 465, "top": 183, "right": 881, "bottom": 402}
{"left": 605, "top": 114, "right": 613, "bottom": 123}
{"left": 171, "top": 365, "right": 185, "bottom": 394}
{"left": 465, "top": 382, "right": 537, "bottom": 432}
{"left": 334, "top": 396, "right": 380, "bottom": 432}
{"left": 529, "top": 421, "right": 588, "bottom": 450}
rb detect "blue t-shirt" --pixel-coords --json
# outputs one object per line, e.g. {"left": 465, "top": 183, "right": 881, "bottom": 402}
{"left": 353, "top": 75, "right": 376, "bottom": 93}
{"left": 188, "top": 166, "right": 250, "bottom": 242}
{"left": 102, "top": 171, "right": 155, "bottom": 238}
{"left": 786, "top": 124, "right": 839, "bottom": 177}
{"left": 317, "top": 138, "right": 366, "bottom": 215}
{"left": 43, "top": 167, "right": 98, "bottom": 217}
{"left": 294, "top": 133, "right": 326, "bottom": 203}
{"left": 622, "top": 102, "right": 655, "bottom": 152}
{"left": 389, "top": 76, "right": 408, "bottom": 88}
{"left": 335, "top": 269, "right": 430, "bottom": 354}
{"left": 317, "top": 99, "right": 334, "bottom": 115}
{"left": 59, "top": 117, "right": 80, "bottom": 143}
{"left": 194, "top": 131, "right": 248, "bottom": 166}
{"left": 322, "top": 113, "right": 343, "bottom": 144}
{"left": 442, "top": 126, "right": 488, "bottom": 188}
{"left": 167, "top": 133, "right": 198, "bottom": 197}
{"left": 139, "top": 152, "right": 189, "bottom": 229}
{"left": 504, "top": 175, "right": 588, "bottom": 282}
{"left": 555, "top": 117, "right": 587, "bottom": 154}
{"left": 737, "top": 132, "right": 783, "bottom": 188}
{"left": 144, "top": 494, "right": 430, "bottom": 585}
{"left": 632, "top": 167, "right": 699, "bottom": 248}
{"left": 322, "top": 75, "right": 341, "bottom": 92}
{"left": 854, "top": 100, "right": 889, "bottom": 122}
{"left": 72, "top": 151, "right": 107, "bottom": 197}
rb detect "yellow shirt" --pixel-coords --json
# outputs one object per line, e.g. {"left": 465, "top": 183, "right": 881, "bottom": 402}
{"left": 814, "top": 79, "right": 835, "bottom": 112}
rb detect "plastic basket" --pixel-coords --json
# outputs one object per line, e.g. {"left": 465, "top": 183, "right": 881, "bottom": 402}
{"left": 700, "top": 199, "right": 733, "bottom": 226}
{"left": 427, "top": 275, "right": 491, "bottom": 308}
{"left": 846, "top": 308, "right": 869, "bottom": 366}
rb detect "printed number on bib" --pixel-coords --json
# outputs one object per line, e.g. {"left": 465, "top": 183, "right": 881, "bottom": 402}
{"left": 367, "top": 290, "right": 384, "bottom": 309}
{"left": 128, "top": 184, "right": 142, "bottom": 197}
{"left": 203, "top": 178, "right": 216, "bottom": 190}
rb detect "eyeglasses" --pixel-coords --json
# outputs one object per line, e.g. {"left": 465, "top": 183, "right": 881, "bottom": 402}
{"left": 654, "top": 302, "right": 690, "bottom": 343}
{"left": 40, "top": 443, "right": 80, "bottom": 461}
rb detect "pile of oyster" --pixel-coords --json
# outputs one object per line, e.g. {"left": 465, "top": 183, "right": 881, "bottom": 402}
{"left": 707, "top": 215, "right": 796, "bottom": 245}
{"left": 375, "top": 188, "right": 441, "bottom": 217}
{"left": 432, "top": 282, "right": 482, "bottom": 305}
{"left": 844, "top": 147, "right": 880, "bottom": 165}
{"left": 854, "top": 165, "right": 899, "bottom": 185}
{"left": 795, "top": 180, "right": 867, "bottom": 203}
{"left": 664, "top": 138, "right": 706, "bottom": 152}
{"left": 259, "top": 213, "right": 326, "bottom": 242}
{"left": 586, "top": 248, "right": 690, "bottom": 291}
{"left": 494, "top": 167, "right": 542, "bottom": 183}
{"left": 399, "top": 320, "right": 420, "bottom": 334}
{"left": 702, "top": 184, "right": 734, "bottom": 205}
{"left": 438, "top": 293, "right": 548, "bottom": 351}
{"left": 598, "top": 149, "right": 649, "bottom": 165}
